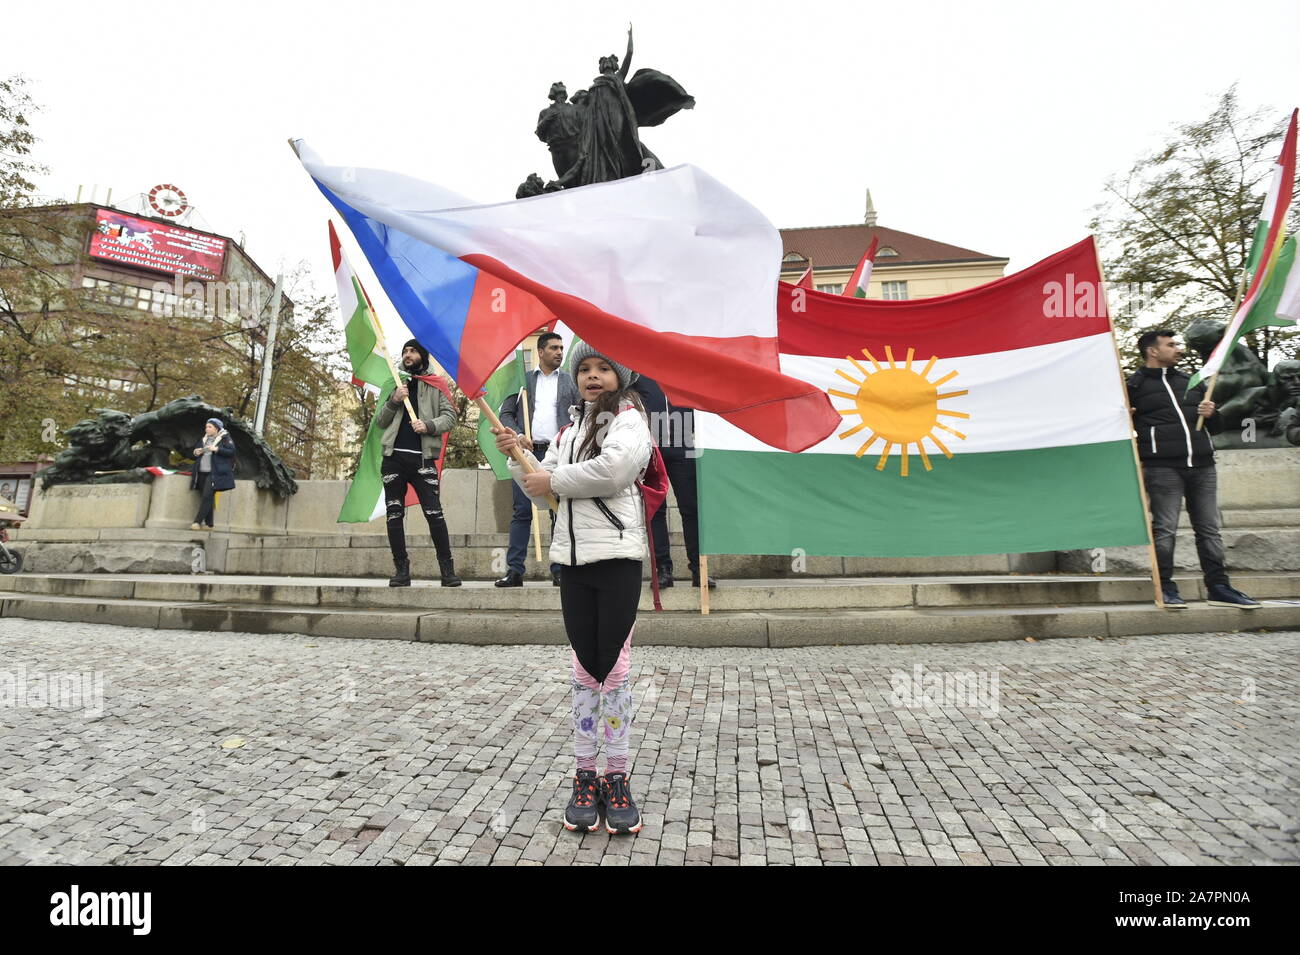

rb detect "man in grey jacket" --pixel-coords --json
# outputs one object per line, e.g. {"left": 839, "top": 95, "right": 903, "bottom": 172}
{"left": 377, "top": 339, "right": 461, "bottom": 587}
{"left": 496, "top": 331, "right": 579, "bottom": 586}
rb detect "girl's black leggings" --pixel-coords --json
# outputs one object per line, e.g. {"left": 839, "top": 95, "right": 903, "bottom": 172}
{"left": 559, "top": 558, "right": 642, "bottom": 684}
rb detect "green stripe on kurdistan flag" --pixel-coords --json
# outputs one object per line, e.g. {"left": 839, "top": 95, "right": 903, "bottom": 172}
{"left": 345, "top": 276, "right": 395, "bottom": 389}
{"left": 338, "top": 380, "right": 395, "bottom": 523}
{"left": 1241, "top": 235, "right": 1297, "bottom": 335}
{"left": 476, "top": 349, "right": 527, "bottom": 480}
{"left": 697, "top": 441, "right": 1148, "bottom": 558}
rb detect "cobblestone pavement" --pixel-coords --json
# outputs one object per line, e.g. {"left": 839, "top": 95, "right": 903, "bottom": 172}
{"left": 0, "top": 619, "right": 1296, "bottom": 866}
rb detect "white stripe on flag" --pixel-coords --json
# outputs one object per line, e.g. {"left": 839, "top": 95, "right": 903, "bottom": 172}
{"left": 697, "top": 333, "right": 1131, "bottom": 456}
{"left": 301, "top": 145, "right": 783, "bottom": 343}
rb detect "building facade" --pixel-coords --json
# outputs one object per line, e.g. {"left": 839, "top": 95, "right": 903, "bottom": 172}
{"left": 779, "top": 193, "right": 1008, "bottom": 299}
{"left": 0, "top": 201, "right": 325, "bottom": 481}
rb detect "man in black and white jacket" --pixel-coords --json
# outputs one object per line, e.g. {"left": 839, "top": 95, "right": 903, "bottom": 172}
{"left": 1127, "top": 328, "right": 1259, "bottom": 610}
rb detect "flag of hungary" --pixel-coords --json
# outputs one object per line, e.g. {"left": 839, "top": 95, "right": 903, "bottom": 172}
{"left": 696, "top": 238, "right": 1151, "bottom": 558}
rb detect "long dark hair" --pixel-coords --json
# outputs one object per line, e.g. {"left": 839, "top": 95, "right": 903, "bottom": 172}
{"left": 575, "top": 387, "right": 646, "bottom": 462}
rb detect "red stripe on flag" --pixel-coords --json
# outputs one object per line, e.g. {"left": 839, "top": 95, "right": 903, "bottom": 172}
{"left": 459, "top": 254, "right": 837, "bottom": 453}
{"left": 1240, "top": 111, "right": 1297, "bottom": 310}
{"left": 328, "top": 220, "right": 343, "bottom": 273}
{"left": 779, "top": 237, "right": 1109, "bottom": 359}
{"left": 843, "top": 236, "right": 879, "bottom": 297}
{"left": 456, "top": 272, "right": 555, "bottom": 397}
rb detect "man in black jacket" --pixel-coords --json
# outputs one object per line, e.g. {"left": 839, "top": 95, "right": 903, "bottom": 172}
{"left": 1127, "top": 329, "right": 1259, "bottom": 610}
{"left": 496, "top": 332, "right": 579, "bottom": 587}
{"left": 632, "top": 375, "right": 715, "bottom": 589}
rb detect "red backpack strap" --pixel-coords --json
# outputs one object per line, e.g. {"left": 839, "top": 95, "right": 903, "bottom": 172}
{"left": 638, "top": 443, "right": 669, "bottom": 611}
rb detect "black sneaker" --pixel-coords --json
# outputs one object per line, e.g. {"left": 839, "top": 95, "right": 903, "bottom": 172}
{"left": 1161, "top": 588, "right": 1187, "bottom": 610}
{"left": 599, "top": 772, "right": 642, "bottom": 835}
{"left": 657, "top": 567, "right": 674, "bottom": 589}
{"left": 563, "top": 770, "right": 600, "bottom": 832}
{"left": 1207, "top": 584, "right": 1261, "bottom": 609}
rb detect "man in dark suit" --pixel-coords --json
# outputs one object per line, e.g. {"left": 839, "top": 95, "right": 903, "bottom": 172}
{"left": 496, "top": 332, "right": 579, "bottom": 586}
{"left": 632, "top": 375, "right": 715, "bottom": 588}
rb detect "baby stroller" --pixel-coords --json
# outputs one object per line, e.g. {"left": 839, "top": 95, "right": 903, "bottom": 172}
{"left": 0, "top": 497, "right": 23, "bottom": 574}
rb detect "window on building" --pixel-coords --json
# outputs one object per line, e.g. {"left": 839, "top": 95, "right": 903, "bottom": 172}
{"left": 287, "top": 400, "right": 311, "bottom": 431}
{"left": 881, "top": 281, "right": 909, "bottom": 300}
{"left": 816, "top": 283, "right": 844, "bottom": 295}
{"left": 877, "top": 247, "right": 899, "bottom": 257}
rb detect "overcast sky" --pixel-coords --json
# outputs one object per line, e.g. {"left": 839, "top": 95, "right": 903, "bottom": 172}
{"left": 11, "top": 0, "right": 1300, "bottom": 309}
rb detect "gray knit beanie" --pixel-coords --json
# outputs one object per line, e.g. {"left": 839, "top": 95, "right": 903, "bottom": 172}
{"left": 567, "top": 341, "right": 639, "bottom": 390}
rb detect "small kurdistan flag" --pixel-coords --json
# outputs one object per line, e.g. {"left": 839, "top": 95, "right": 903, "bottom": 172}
{"left": 477, "top": 349, "right": 527, "bottom": 480}
{"left": 1189, "top": 109, "right": 1297, "bottom": 389}
{"left": 696, "top": 237, "right": 1150, "bottom": 558}
{"left": 843, "top": 236, "right": 880, "bottom": 298}
{"left": 330, "top": 220, "right": 398, "bottom": 393}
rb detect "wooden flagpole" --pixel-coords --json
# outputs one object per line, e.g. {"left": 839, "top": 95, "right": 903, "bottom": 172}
{"left": 699, "top": 555, "right": 710, "bottom": 615}
{"left": 475, "top": 397, "right": 559, "bottom": 511}
{"left": 1095, "top": 245, "right": 1165, "bottom": 607}
{"left": 519, "top": 385, "right": 545, "bottom": 561}
{"left": 1196, "top": 266, "right": 1250, "bottom": 431}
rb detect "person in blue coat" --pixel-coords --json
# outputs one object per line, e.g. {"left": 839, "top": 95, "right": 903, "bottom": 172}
{"left": 190, "top": 418, "right": 235, "bottom": 530}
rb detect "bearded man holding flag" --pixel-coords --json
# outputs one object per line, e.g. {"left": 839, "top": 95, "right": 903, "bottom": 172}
{"left": 377, "top": 339, "right": 462, "bottom": 588}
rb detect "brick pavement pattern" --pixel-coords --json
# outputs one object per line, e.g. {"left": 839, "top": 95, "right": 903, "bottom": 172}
{"left": 0, "top": 619, "right": 1296, "bottom": 866}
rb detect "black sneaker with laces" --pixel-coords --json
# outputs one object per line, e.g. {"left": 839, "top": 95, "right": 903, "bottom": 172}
{"left": 599, "top": 772, "right": 642, "bottom": 835}
{"left": 563, "top": 770, "right": 601, "bottom": 832}
{"left": 1161, "top": 587, "right": 1187, "bottom": 610}
{"left": 1207, "top": 584, "right": 1261, "bottom": 609}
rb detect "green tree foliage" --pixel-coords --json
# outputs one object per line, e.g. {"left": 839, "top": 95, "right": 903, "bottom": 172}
{"left": 0, "top": 75, "right": 42, "bottom": 206}
{"left": 442, "top": 384, "right": 487, "bottom": 470}
{"left": 1091, "top": 87, "right": 1298, "bottom": 367}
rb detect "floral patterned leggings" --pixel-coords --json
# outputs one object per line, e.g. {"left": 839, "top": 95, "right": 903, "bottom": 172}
{"left": 560, "top": 558, "right": 640, "bottom": 775}
{"left": 571, "top": 668, "right": 634, "bottom": 775}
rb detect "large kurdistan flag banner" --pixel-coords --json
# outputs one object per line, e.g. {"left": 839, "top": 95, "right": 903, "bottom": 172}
{"left": 695, "top": 237, "right": 1152, "bottom": 558}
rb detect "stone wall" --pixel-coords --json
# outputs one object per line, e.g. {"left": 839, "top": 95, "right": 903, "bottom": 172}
{"left": 15, "top": 449, "right": 1298, "bottom": 576}
{"left": 20, "top": 467, "right": 687, "bottom": 539}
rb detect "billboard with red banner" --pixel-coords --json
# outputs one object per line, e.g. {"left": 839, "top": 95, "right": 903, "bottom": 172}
{"left": 88, "top": 208, "right": 227, "bottom": 280}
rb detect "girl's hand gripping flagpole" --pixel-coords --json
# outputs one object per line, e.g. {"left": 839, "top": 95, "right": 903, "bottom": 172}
{"left": 479, "top": 398, "right": 560, "bottom": 511}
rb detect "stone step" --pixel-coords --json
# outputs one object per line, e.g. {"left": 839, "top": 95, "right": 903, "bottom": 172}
{"left": 2, "top": 571, "right": 1297, "bottom": 614}
{"left": 4, "top": 587, "right": 1299, "bottom": 646}
{"left": 1058, "top": 526, "right": 1300, "bottom": 575}
{"left": 13, "top": 522, "right": 1300, "bottom": 578}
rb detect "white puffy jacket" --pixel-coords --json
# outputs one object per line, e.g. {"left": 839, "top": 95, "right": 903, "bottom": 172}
{"left": 509, "top": 401, "right": 653, "bottom": 567}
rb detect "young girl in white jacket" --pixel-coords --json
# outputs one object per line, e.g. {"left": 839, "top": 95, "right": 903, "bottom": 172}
{"left": 494, "top": 342, "right": 653, "bottom": 835}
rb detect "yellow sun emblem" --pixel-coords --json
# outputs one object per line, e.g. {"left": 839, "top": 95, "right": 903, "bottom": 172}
{"left": 829, "top": 346, "right": 970, "bottom": 476}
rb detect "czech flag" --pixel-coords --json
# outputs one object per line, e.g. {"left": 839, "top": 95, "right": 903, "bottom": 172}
{"left": 293, "top": 140, "right": 837, "bottom": 453}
